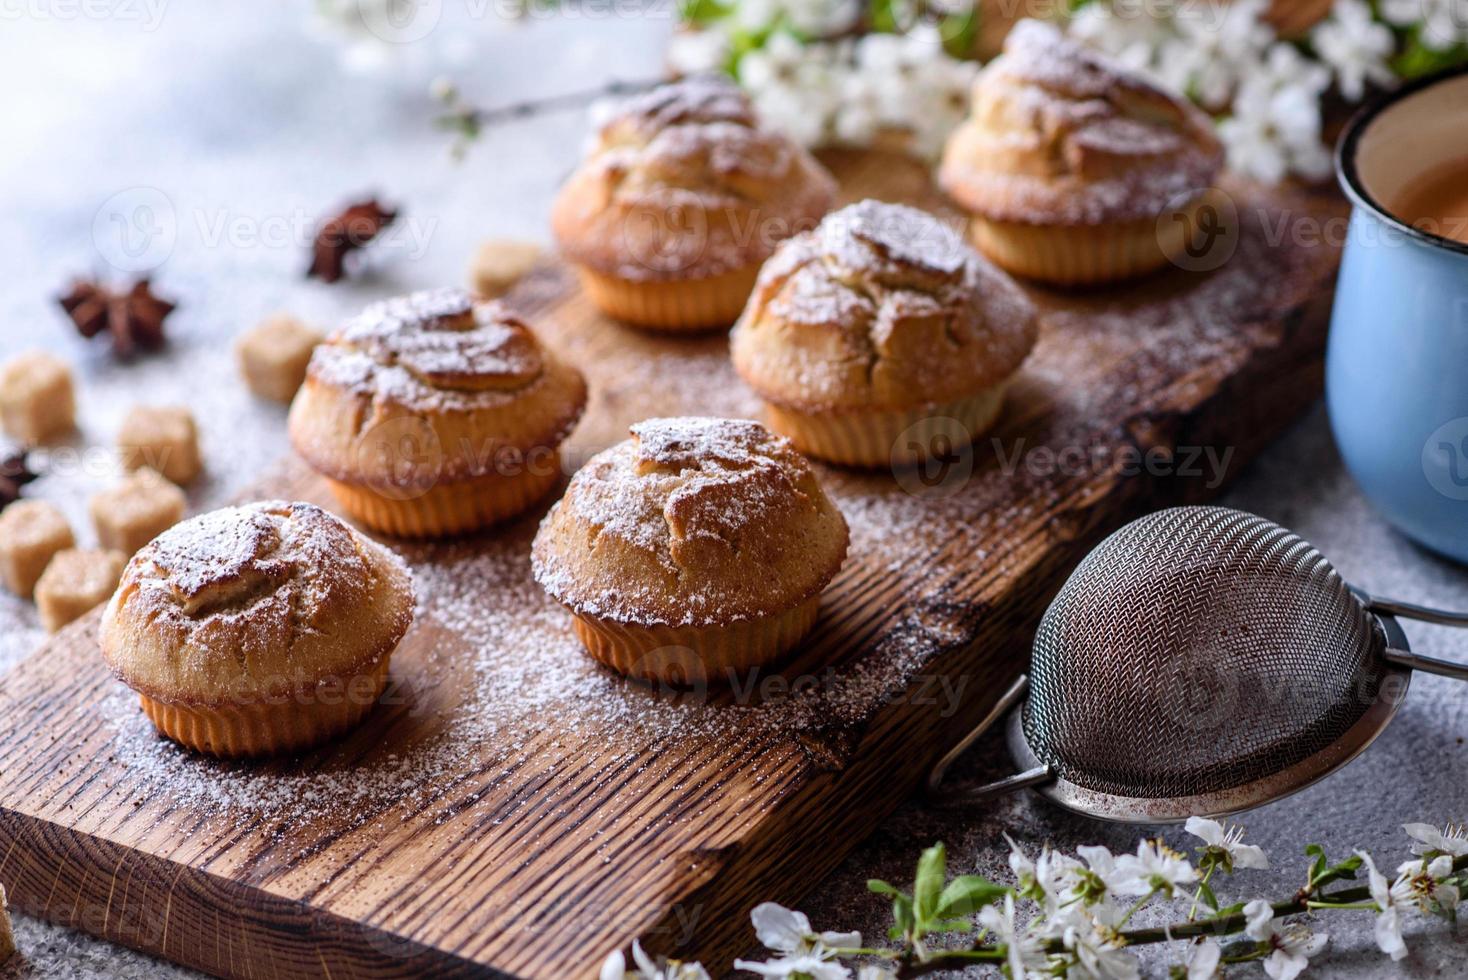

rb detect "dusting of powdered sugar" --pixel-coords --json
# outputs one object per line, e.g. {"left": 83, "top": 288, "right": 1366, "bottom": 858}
{"left": 62, "top": 181, "right": 1324, "bottom": 834}
{"left": 943, "top": 18, "right": 1222, "bottom": 226}
{"left": 305, "top": 288, "right": 547, "bottom": 414}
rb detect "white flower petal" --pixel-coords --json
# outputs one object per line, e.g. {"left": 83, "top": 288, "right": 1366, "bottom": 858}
{"left": 750, "top": 903, "right": 810, "bottom": 954}
{"left": 600, "top": 949, "right": 627, "bottom": 980}
{"left": 1244, "top": 899, "right": 1275, "bottom": 941}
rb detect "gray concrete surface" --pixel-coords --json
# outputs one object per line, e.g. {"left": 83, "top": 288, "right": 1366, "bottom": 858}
{"left": 0, "top": 7, "right": 1463, "bottom": 977}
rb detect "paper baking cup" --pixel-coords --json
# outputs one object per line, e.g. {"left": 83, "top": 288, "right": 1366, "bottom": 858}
{"left": 576, "top": 264, "right": 759, "bottom": 333}
{"left": 138, "top": 656, "right": 392, "bottom": 759}
{"left": 569, "top": 595, "right": 822, "bottom": 687}
{"left": 967, "top": 190, "right": 1222, "bottom": 287}
{"left": 763, "top": 386, "right": 1008, "bottom": 469}
{"left": 325, "top": 457, "right": 562, "bottom": 538}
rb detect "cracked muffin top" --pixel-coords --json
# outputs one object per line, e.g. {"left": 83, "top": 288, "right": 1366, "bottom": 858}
{"left": 730, "top": 200, "right": 1038, "bottom": 412}
{"left": 287, "top": 288, "right": 586, "bottom": 488}
{"left": 100, "top": 500, "right": 414, "bottom": 705}
{"left": 938, "top": 19, "right": 1223, "bottom": 227}
{"left": 550, "top": 75, "right": 837, "bottom": 282}
{"left": 531, "top": 417, "right": 848, "bottom": 628}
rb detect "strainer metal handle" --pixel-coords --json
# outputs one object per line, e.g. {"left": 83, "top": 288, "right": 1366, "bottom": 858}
{"left": 1365, "top": 593, "right": 1468, "bottom": 682}
{"left": 927, "top": 592, "right": 1468, "bottom": 807}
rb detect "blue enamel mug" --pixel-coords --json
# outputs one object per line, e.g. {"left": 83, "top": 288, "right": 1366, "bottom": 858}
{"left": 1328, "top": 68, "right": 1468, "bottom": 563}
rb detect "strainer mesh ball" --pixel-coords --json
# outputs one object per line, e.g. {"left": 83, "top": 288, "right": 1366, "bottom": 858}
{"left": 1022, "top": 506, "right": 1384, "bottom": 799}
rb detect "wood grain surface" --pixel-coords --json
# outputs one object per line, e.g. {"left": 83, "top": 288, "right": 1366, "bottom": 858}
{"left": 0, "top": 151, "right": 1346, "bottom": 979}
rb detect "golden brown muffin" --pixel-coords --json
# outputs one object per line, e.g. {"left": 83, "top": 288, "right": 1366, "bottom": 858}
{"left": 551, "top": 75, "right": 837, "bottom": 332}
{"left": 531, "top": 417, "right": 848, "bottom": 685}
{"left": 100, "top": 500, "right": 414, "bottom": 758}
{"left": 730, "top": 200, "right": 1037, "bottom": 468}
{"left": 288, "top": 288, "right": 587, "bottom": 537}
{"left": 938, "top": 19, "right": 1225, "bottom": 286}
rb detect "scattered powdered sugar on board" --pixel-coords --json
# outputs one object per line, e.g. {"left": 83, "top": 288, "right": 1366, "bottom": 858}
{"left": 68, "top": 181, "right": 1318, "bottom": 834}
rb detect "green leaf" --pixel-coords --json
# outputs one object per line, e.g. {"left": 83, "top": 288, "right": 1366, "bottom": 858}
{"left": 869, "top": 0, "right": 898, "bottom": 33}
{"left": 1306, "top": 844, "right": 1327, "bottom": 883}
{"left": 1392, "top": 31, "right": 1468, "bottom": 81}
{"left": 913, "top": 843, "right": 947, "bottom": 924}
{"left": 891, "top": 893, "right": 915, "bottom": 938}
{"left": 1212, "top": 901, "right": 1246, "bottom": 918}
{"left": 675, "top": 0, "right": 729, "bottom": 23}
{"left": 938, "top": 11, "right": 979, "bottom": 60}
{"left": 1198, "top": 880, "right": 1220, "bottom": 912}
{"left": 935, "top": 918, "right": 975, "bottom": 934}
{"left": 867, "top": 879, "right": 905, "bottom": 898}
{"left": 935, "top": 875, "right": 1010, "bottom": 919}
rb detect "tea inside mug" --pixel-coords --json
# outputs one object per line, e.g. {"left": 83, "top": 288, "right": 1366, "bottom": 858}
{"left": 1351, "top": 72, "right": 1468, "bottom": 247}
{"left": 1389, "top": 158, "right": 1468, "bottom": 245}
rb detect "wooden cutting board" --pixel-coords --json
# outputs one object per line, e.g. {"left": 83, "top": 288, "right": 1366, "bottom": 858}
{"left": 0, "top": 151, "right": 1345, "bottom": 979}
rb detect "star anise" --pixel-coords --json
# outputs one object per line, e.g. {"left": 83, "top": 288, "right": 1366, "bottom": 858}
{"left": 58, "top": 278, "right": 176, "bottom": 357}
{"left": 307, "top": 198, "right": 399, "bottom": 283}
{"left": 0, "top": 450, "right": 37, "bottom": 513}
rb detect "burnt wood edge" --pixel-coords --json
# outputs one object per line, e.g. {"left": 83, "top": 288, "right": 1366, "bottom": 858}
{"left": 0, "top": 810, "right": 509, "bottom": 979}
{"left": 646, "top": 269, "right": 1340, "bottom": 973}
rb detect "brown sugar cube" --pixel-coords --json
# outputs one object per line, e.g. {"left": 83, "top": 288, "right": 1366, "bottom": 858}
{"left": 236, "top": 314, "right": 322, "bottom": 402}
{"left": 118, "top": 405, "right": 201, "bottom": 485}
{"left": 0, "top": 500, "right": 75, "bottom": 598}
{"left": 90, "top": 467, "right": 185, "bottom": 557}
{"left": 0, "top": 350, "right": 76, "bottom": 445}
{"left": 35, "top": 548, "right": 125, "bottom": 633}
{"left": 0, "top": 881, "right": 14, "bottom": 965}
{"left": 468, "top": 239, "right": 542, "bottom": 298}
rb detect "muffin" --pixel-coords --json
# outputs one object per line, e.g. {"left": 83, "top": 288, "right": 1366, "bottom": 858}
{"left": 938, "top": 19, "right": 1225, "bottom": 286}
{"left": 551, "top": 75, "right": 837, "bottom": 332}
{"left": 730, "top": 200, "right": 1038, "bottom": 468}
{"left": 100, "top": 500, "right": 414, "bottom": 758}
{"left": 288, "top": 288, "right": 586, "bottom": 537}
{"left": 531, "top": 417, "right": 848, "bottom": 685}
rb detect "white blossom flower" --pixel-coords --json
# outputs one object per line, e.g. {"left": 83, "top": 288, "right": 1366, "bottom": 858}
{"left": 1067, "top": 2, "right": 1175, "bottom": 77}
{"left": 1405, "top": 822, "right": 1468, "bottom": 857}
{"left": 733, "top": 903, "right": 859, "bottom": 979}
{"left": 1066, "top": 845, "right": 1126, "bottom": 905}
{"left": 978, "top": 893, "right": 1046, "bottom": 980}
{"left": 1381, "top": 0, "right": 1468, "bottom": 50}
{"left": 1244, "top": 900, "right": 1328, "bottom": 980}
{"left": 1218, "top": 43, "right": 1333, "bottom": 183}
{"left": 1111, "top": 839, "right": 1198, "bottom": 898}
{"left": 601, "top": 940, "right": 711, "bottom": 980}
{"left": 1393, "top": 855, "right": 1462, "bottom": 913}
{"left": 1161, "top": 0, "right": 1274, "bottom": 109}
{"left": 748, "top": 903, "right": 861, "bottom": 955}
{"left": 1185, "top": 816, "right": 1270, "bottom": 871}
{"left": 1184, "top": 937, "right": 1223, "bottom": 980}
{"left": 782, "top": 0, "right": 863, "bottom": 37}
{"left": 1360, "top": 851, "right": 1410, "bottom": 961}
{"left": 1005, "top": 835, "right": 1089, "bottom": 912}
{"left": 1311, "top": 0, "right": 1396, "bottom": 101}
{"left": 667, "top": 30, "right": 732, "bottom": 77}
{"left": 734, "top": 953, "right": 850, "bottom": 979}
{"left": 1048, "top": 904, "right": 1140, "bottom": 980}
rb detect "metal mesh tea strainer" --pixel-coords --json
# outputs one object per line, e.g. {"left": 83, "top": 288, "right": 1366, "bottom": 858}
{"left": 927, "top": 506, "right": 1468, "bottom": 823}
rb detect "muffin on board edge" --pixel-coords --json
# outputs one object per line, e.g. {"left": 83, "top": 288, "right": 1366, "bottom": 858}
{"left": 100, "top": 500, "right": 415, "bottom": 758}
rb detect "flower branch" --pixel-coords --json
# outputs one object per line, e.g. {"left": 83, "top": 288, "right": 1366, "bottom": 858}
{"left": 602, "top": 820, "right": 1468, "bottom": 979}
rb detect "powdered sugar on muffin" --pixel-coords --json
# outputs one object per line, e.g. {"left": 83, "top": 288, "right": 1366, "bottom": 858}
{"left": 532, "top": 417, "right": 848, "bottom": 628}
{"left": 939, "top": 19, "right": 1223, "bottom": 227}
